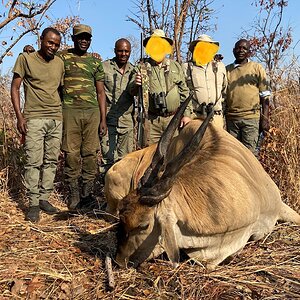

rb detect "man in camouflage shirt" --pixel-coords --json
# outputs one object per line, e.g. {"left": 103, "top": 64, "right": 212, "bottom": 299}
{"left": 59, "top": 24, "right": 107, "bottom": 209}
{"left": 129, "top": 29, "right": 191, "bottom": 146}
{"left": 100, "top": 38, "right": 135, "bottom": 175}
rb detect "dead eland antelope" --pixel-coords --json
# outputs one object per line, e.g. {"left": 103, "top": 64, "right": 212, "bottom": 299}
{"left": 104, "top": 96, "right": 300, "bottom": 269}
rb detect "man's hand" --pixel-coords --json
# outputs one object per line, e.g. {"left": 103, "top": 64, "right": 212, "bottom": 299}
{"left": 91, "top": 52, "right": 102, "bottom": 60}
{"left": 259, "top": 115, "right": 270, "bottom": 133}
{"left": 135, "top": 73, "right": 142, "bottom": 86}
{"left": 23, "top": 45, "right": 35, "bottom": 53}
{"left": 179, "top": 116, "right": 192, "bottom": 129}
{"left": 99, "top": 121, "right": 107, "bottom": 137}
{"left": 17, "top": 115, "right": 27, "bottom": 135}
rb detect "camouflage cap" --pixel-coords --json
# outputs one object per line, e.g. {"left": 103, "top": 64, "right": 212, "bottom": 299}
{"left": 73, "top": 24, "right": 92, "bottom": 36}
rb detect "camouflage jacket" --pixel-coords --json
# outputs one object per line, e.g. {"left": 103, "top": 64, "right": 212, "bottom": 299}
{"left": 102, "top": 58, "right": 135, "bottom": 127}
{"left": 58, "top": 49, "right": 104, "bottom": 109}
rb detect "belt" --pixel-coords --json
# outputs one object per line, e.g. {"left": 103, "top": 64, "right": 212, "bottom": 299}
{"left": 194, "top": 110, "right": 222, "bottom": 115}
{"left": 149, "top": 110, "right": 176, "bottom": 118}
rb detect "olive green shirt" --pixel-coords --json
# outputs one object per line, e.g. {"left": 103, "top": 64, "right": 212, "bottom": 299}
{"left": 129, "top": 58, "right": 192, "bottom": 117}
{"left": 226, "top": 61, "right": 270, "bottom": 119}
{"left": 102, "top": 58, "right": 135, "bottom": 127}
{"left": 58, "top": 49, "right": 104, "bottom": 109}
{"left": 12, "top": 52, "right": 64, "bottom": 120}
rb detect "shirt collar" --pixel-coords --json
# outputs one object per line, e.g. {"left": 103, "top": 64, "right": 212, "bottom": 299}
{"left": 233, "top": 58, "right": 249, "bottom": 68}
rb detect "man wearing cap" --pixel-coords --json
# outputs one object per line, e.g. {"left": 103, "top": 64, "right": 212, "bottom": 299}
{"left": 129, "top": 29, "right": 191, "bottom": 146}
{"left": 100, "top": 38, "right": 135, "bottom": 176}
{"left": 58, "top": 24, "right": 107, "bottom": 209}
{"left": 182, "top": 34, "right": 227, "bottom": 128}
{"left": 225, "top": 39, "right": 270, "bottom": 155}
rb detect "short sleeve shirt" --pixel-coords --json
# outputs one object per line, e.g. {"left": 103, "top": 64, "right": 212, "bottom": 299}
{"left": 12, "top": 52, "right": 64, "bottom": 120}
{"left": 58, "top": 49, "right": 105, "bottom": 109}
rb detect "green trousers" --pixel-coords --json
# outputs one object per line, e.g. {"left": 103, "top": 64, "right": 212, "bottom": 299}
{"left": 24, "top": 118, "right": 62, "bottom": 206}
{"left": 100, "top": 125, "right": 134, "bottom": 174}
{"left": 226, "top": 118, "right": 259, "bottom": 155}
{"left": 148, "top": 114, "right": 178, "bottom": 145}
{"left": 62, "top": 108, "right": 100, "bottom": 185}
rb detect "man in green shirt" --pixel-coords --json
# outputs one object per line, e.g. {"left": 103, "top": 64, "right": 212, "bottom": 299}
{"left": 225, "top": 39, "right": 270, "bottom": 155}
{"left": 100, "top": 38, "right": 135, "bottom": 175}
{"left": 129, "top": 29, "right": 191, "bottom": 146}
{"left": 59, "top": 24, "right": 107, "bottom": 209}
{"left": 11, "top": 27, "right": 65, "bottom": 222}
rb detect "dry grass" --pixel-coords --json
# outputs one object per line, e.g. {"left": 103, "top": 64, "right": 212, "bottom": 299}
{"left": 259, "top": 87, "right": 300, "bottom": 211}
{"left": 0, "top": 194, "right": 299, "bottom": 299}
{"left": 0, "top": 80, "right": 300, "bottom": 299}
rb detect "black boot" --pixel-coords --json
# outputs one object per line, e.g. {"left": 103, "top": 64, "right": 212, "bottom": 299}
{"left": 68, "top": 182, "right": 80, "bottom": 210}
{"left": 79, "top": 181, "right": 95, "bottom": 208}
{"left": 39, "top": 200, "right": 59, "bottom": 214}
{"left": 25, "top": 206, "right": 40, "bottom": 223}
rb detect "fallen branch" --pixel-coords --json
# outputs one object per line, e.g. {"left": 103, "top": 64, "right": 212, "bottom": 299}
{"left": 105, "top": 255, "right": 115, "bottom": 291}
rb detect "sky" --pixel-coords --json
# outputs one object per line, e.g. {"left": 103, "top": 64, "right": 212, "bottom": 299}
{"left": 1, "top": 0, "right": 299, "bottom": 75}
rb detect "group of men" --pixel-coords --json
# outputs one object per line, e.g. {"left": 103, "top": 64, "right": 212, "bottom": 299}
{"left": 10, "top": 24, "right": 270, "bottom": 223}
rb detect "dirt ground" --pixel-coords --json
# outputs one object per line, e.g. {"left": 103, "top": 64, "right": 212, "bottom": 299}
{"left": 0, "top": 182, "right": 300, "bottom": 300}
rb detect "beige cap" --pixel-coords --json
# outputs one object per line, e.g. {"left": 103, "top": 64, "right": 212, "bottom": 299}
{"left": 189, "top": 34, "right": 219, "bottom": 52}
{"left": 143, "top": 29, "right": 173, "bottom": 47}
{"left": 73, "top": 24, "right": 92, "bottom": 36}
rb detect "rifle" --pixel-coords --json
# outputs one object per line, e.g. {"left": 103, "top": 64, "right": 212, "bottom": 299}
{"left": 136, "top": 32, "right": 145, "bottom": 149}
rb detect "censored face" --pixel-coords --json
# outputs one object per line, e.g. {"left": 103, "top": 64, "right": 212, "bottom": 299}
{"left": 192, "top": 41, "right": 219, "bottom": 66}
{"left": 145, "top": 36, "right": 172, "bottom": 63}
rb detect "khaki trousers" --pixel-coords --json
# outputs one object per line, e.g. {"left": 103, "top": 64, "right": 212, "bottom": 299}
{"left": 24, "top": 118, "right": 62, "bottom": 206}
{"left": 100, "top": 125, "right": 134, "bottom": 174}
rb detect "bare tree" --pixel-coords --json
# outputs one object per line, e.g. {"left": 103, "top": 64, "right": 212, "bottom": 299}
{"left": 241, "top": 0, "right": 293, "bottom": 105}
{"left": 0, "top": 0, "right": 57, "bottom": 63}
{"left": 127, "top": 0, "right": 216, "bottom": 63}
{"left": 48, "top": 16, "right": 81, "bottom": 49}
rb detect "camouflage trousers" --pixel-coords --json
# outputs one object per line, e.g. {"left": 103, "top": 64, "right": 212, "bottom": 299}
{"left": 100, "top": 125, "right": 134, "bottom": 174}
{"left": 226, "top": 117, "right": 260, "bottom": 155}
{"left": 24, "top": 118, "right": 62, "bottom": 206}
{"left": 62, "top": 107, "right": 100, "bottom": 185}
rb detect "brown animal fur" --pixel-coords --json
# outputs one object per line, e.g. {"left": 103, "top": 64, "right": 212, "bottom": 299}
{"left": 105, "top": 119, "right": 300, "bottom": 268}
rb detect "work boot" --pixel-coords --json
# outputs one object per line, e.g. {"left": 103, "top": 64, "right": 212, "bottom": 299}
{"left": 25, "top": 206, "right": 40, "bottom": 223}
{"left": 68, "top": 182, "right": 80, "bottom": 210}
{"left": 39, "top": 200, "right": 59, "bottom": 214}
{"left": 79, "top": 181, "right": 95, "bottom": 208}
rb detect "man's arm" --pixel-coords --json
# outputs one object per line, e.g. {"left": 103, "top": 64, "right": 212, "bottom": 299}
{"left": 11, "top": 73, "right": 27, "bottom": 135}
{"left": 260, "top": 95, "right": 270, "bottom": 132}
{"left": 96, "top": 80, "right": 107, "bottom": 137}
{"left": 128, "top": 66, "right": 141, "bottom": 96}
{"left": 258, "top": 64, "right": 271, "bottom": 133}
{"left": 178, "top": 62, "right": 192, "bottom": 128}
